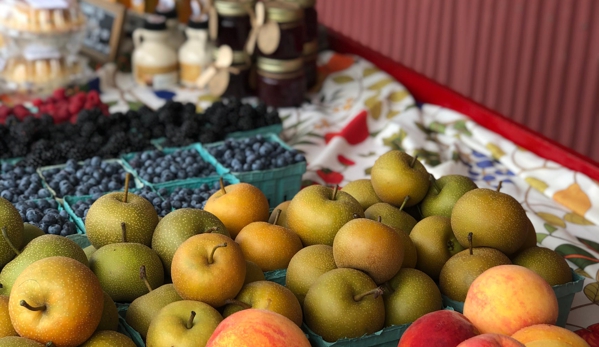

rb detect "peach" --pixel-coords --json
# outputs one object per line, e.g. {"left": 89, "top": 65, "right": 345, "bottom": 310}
{"left": 457, "top": 334, "right": 525, "bottom": 347}
{"left": 512, "top": 324, "right": 590, "bottom": 347}
{"left": 525, "top": 341, "right": 579, "bottom": 347}
{"left": 398, "top": 310, "right": 479, "bottom": 347}
{"left": 464, "top": 265, "right": 558, "bottom": 336}
{"left": 206, "top": 309, "right": 310, "bottom": 347}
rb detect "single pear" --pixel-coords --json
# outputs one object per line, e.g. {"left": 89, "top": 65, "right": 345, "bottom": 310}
{"left": 126, "top": 280, "right": 182, "bottom": 339}
{"left": 512, "top": 247, "right": 572, "bottom": 286}
{"left": 268, "top": 201, "right": 291, "bottom": 227}
{"left": 79, "top": 330, "right": 137, "bottom": 347}
{"left": 341, "top": 179, "right": 382, "bottom": 210}
{"left": 0, "top": 295, "right": 17, "bottom": 338}
{"left": 451, "top": 187, "right": 529, "bottom": 255}
{"left": 21, "top": 224, "right": 44, "bottom": 249}
{"left": 285, "top": 245, "right": 336, "bottom": 305}
{"left": 384, "top": 268, "right": 442, "bottom": 326}
{"left": 96, "top": 291, "right": 119, "bottom": 332}
{"left": 420, "top": 175, "right": 477, "bottom": 218}
{"left": 152, "top": 208, "right": 228, "bottom": 276}
{"left": 244, "top": 260, "right": 266, "bottom": 285}
{"left": 365, "top": 201, "right": 418, "bottom": 234}
{"left": 439, "top": 234, "right": 512, "bottom": 302}
{"left": 0, "top": 197, "right": 23, "bottom": 268}
{"left": 84, "top": 245, "right": 97, "bottom": 261}
{"left": 0, "top": 336, "right": 47, "bottom": 346}
{"left": 370, "top": 150, "right": 430, "bottom": 208}
{"left": 410, "top": 216, "right": 464, "bottom": 281}
{"left": 0, "top": 234, "right": 89, "bottom": 296}
{"left": 511, "top": 216, "right": 537, "bottom": 256}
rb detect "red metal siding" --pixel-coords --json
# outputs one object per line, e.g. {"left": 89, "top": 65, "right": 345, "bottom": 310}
{"left": 317, "top": 0, "right": 599, "bottom": 161}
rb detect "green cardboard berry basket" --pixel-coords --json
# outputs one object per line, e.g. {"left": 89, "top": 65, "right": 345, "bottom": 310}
{"left": 121, "top": 144, "right": 230, "bottom": 189}
{"left": 264, "top": 269, "right": 287, "bottom": 285}
{"left": 0, "top": 157, "right": 23, "bottom": 167}
{"left": 226, "top": 124, "right": 284, "bottom": 139}
{"left": 302, "top": 307, "right": 455, "bottom": 347}
{"left": 153, "top": 174, "right": 239, "bottom": 211}
{"left": 205, "top": 133, "right": 307, "bottom": 207}
{"left": 117, "top": 304, "right": 145, "bottom": 347}
{"left": 441, "top": 269, "right": 585, "bottom": 327}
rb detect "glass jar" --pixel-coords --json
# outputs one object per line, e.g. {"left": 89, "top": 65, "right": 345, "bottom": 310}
{"left": 214, "top": 0, "right": 254, "bottom": 52}
{"left": 258, "top": 3, "right": 305, "bottom": 60}
{"left": 257, "top": 57, "right": 305, "bottom": 107}
{"left": 281, "top": 0, "right": 318, "bottom": 44}
{"left": 220, "top": 50, "right": 253, "bottom": 98}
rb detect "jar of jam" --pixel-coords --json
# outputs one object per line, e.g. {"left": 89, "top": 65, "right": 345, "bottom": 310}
{"left": 220, "top": 50, "right": 253, "bottom": 98}
{"left": 214, "top": 0, "right": 255, "bottom": 51}
{"left": 258, "top": 2, "right": 305, "bottom": 60}
{"left": 282, "top": 0, "right": 318, "bottom": 44}
{"left": 257, "top": 57, "right": 305, "bottom": 107}
{"left": 303, "top": 39, "right": 318, "bottom": 90}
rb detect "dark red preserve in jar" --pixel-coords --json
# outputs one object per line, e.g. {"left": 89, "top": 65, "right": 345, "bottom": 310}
{"left": 257, "top": 57, "right": 306, "bottom": 107}
{"left": 215, "top": 0, "right": 255, "bottom": 51}
{"left": 258, "top": 3, "right": 305, "bottom": 60}
{"left": 282, "top": 0, "right": 318, "bottom": 44}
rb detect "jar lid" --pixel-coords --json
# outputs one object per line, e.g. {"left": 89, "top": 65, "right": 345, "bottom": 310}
{"left": 214, "top": 0, "right": 254, "bottom": 16}
{"left": 188, "top": 14, "right": 209, "bottom": 29}
{"left": 144, "top": 14, "right": 168, "bottom": 31}
{"left": 265, "top": 2, "right": 304, "bottom": 23}
{"left": 280, "top": 0, "right": 317, "bottom": 8}
{"left": 257, "top": 57, "right": 303, "bottom": 73}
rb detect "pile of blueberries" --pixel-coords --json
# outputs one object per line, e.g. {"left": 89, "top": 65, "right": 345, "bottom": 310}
{"left": 41, "top": 157, "right": 135, "bottom": 198}
{"left": 156, "top": 180, "right": 225, "bottom": 210}
{"left": 207, "top": 135, "right": 305, "bottom": 172}
{"left": 126, "top": 148, "right": 218, "bottom": 185}
{"left": 67, "top": 186, "right": 171, "bottom": 221}
{"left": 14, "top": 199, "right": 78, "bottom": 236}
{"left": 0, "top": 163, "right": 52, "bottom": 203}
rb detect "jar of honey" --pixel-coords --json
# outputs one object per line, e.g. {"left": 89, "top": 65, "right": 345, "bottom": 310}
{"left": 257, "top": 57, "right": 305, "bottom": 107}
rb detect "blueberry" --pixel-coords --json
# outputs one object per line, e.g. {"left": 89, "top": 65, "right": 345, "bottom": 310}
{"left": 48, "top": 225, "right": 62, "bottom": 235}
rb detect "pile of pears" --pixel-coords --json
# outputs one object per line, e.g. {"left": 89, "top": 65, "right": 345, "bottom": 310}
{"left": 0, "top": 149, "right": 576, "bottom": 346}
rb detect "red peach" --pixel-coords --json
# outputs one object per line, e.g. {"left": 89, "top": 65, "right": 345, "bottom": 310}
{"left": 512, "top": 324, "right": 590, "bottom": 347}
{"left": 398, "top": 310, "right": 479, "bottom": 347}
{"left": 457, "top": 333, "right": 525, "bottom": 347}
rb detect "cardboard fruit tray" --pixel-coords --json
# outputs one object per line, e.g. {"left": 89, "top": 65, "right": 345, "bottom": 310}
{"left": 204, "top": 133, "right": 307, "bottom": 207}
{"left": 441, "top": 269, "right": 585, "bottom": 327}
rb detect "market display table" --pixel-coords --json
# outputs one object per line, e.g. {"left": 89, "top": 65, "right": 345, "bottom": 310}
{"left": 93, "top": 49, "right": 599, "bottom": 342}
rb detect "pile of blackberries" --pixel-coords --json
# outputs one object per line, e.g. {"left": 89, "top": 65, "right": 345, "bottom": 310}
{"left": 126, "top": 148, "right": 218, "bottom": 185}
{"left": 0, "top": 98, "right": 281, "bottom": 168}
{"left": 41, "top": 157, "right": 135, "bottom": 198}
{"left": 14, "top": 199, "right": 78, "bottom": 236}
{"left": 156, "top": 181, "right": 224, "bottom": 210}
{"left": 0, "top": 164, "right": 52, "bottom": 203}
{"left": 207, "top": 135, "right": 305, "bottom": 172}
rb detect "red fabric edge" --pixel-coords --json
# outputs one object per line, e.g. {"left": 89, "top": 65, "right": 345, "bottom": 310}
{"left": 326, "top": 29, "right": 599, "bottom": 182}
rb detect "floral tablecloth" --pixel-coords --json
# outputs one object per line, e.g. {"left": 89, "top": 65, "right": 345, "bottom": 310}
{"left": 98, "top": 51, "right": 599, "bottom": 344}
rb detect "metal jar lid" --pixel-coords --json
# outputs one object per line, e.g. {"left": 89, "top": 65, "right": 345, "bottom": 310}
{"left": 265, "top": 2, "right": 304, "bottom": 23}
{"left": 214, "top": 0, "right": 255, "bottom": 16}
{"left": 280, "top": 0, "right": 317, "bottom": 9}
{"left": 257, "top": 57, "right": 303, "bottom": 73}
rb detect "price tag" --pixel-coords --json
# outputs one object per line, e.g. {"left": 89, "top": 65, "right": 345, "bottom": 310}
{"left": 23, "top": 45, "right": 61, "bottom": 61}
{"left": 25, "top": 0, "right": 68, "bottom": 9}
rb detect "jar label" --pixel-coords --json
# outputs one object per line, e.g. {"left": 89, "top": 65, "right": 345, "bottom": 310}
{"left": 180, "top": 62, "right": 203, "bottom": 85}
{"left": 135, "top": 63, "right": 178, "bottom": 88}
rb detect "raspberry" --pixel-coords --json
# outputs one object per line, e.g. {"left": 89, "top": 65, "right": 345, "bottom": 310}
{"left": 72, "top": 91, "right": 87, "bottom": 104}
{"left": 52, "top": 88, "right": 67, "bottom": 101}
{"left": 86, "top": 90, "right": 100, "bottom": 106}
{"left": 13, "top": 105, "right": 31, "bottom": 119}
{"left": 0, "top": 105, "right": 11, "bottom": 119}
{"left": 68, "top": 101, "right": 83, "bottom": 116}
{"left": 31, "top": 98, "right": 44, "bottom": 107}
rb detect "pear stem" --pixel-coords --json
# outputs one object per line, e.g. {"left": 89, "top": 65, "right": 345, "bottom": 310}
{"left": 204, "top": 226, "right": 218, "bottom": 234}
{"left": 123, "top": 173, "right": 130, "bottom": 203}
{"left": 121, "top": 222, "right": 127, "bottom": 243}
{"left": 352, "top": 213, "right": 360, "bottom": 219}
{"left": 1, "top": 226, "right": 20, "bottom": 256}
{"left": 20, "top": 300, "right": 46, "bottom": 311}
{"left": 208, "top": 242, "right": 227, "bottom": 264}
{"left": 187, "top": 311, "right": 196, "bottom": 329}
{"left": 224, "top": 298, "right": 252, "bottom": 310}
{"left": 272, "top": 209, "right": 282, "bottom": 225}
{"left": 331, "top": 185, "right": 339, "bottom": 200}
{"left": 219, "top": 177, "right": 226, "bottom": 195}
{"left": 429, "top": 174, "right": 441, "bottom": 194}
{"left": 410, "top": 155, "right": 418, "bottom": 168}
{"left": 496, "top": 181, "right": 503, "bottom": 192}
{"left": 140, "top": 265, "right": 153, "bottom": 293}
{"left": 377, "top": 216, "right": 382, "bottom": 223}
{"left": 398, "top": 196, "right": 410, "bottom": 212}
{"left": 353, "top": 287, "right": 384, "bottom": 302}
{"left": 468, "top": 232, "right": 473, "bottom": 255}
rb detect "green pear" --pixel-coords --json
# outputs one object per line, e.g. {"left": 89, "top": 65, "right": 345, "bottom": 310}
{"left": 286, "top": 185, "right": 364, "bottom": 246}
{"left": 420, "top": 175, "right": 477, "bottom": 218}
{"left": 84, "top": 245, "right": 97, "bottom": 261}
{"left": 512, "top": 247, "right": 572, "bottom": 286}
{"left": 409, "top": 216, "right": 464, "bottom": 281}
{"left": 303, "top": 268, "right": 385, "bottom": 342}
{"left": 90, "top": 225, "right": 164, "bottom": 302}
{"left": 370, "top": 150, "right": 430, "bottom": 208}
{"left": 384, "top": 268, "right": 442, "bottom": 326}
{"left": 151, "top": 208, "right": 228, "bottom": 276}
{"left": 439, "top": 237, "right": 512, "bottom": 301}
{"left": 0, "top": 234, "right": 89, "bottom": 296}
{"left": 0, "top": 336, "right": 47, "bottom": 346}
{"left": 85, "top": 192, "right": 159, "bottom": 248}
{"left": 285, "top": 245, "right": 336, "bottom": 306}
{"left": 268, "top": 201, "right": 291, "bottom": 227}
{"left": 341, "top": 179, "right": 382, "bottom": 210}
{"left": 80, "top": 331, "right": 137, "bottom": 347}
{"left": 511, "top": 216, "right": 537, "bottom": 256}
{"left": 0, "top": 197, "right": 23, "bottom": 268}
{"left": 365, "top": 201, "right": 417, "bottom": 234}
{"left": 451, "top": 187, "right": 529, "bottom": 254}
{"left": 96, "top": 291, "right": 119, "bottom": 332}
{"left": 126, "top": 281, "right": 182, "bottom": 339}
{"left": 21, "top": 224, "right": 44, "bottom": 249}
{"left": 244, "top": 260, "right": 265, "bottom": 285}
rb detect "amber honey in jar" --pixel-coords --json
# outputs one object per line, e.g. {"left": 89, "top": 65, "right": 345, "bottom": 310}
{"left": 257, "top": 57, "right": 305, "bottom": 107}
{"left": 258, "top": 2, "right": 305, "bottom": 60}
{"left": 214, "top": 0, "right": 255, "bottom": 52}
